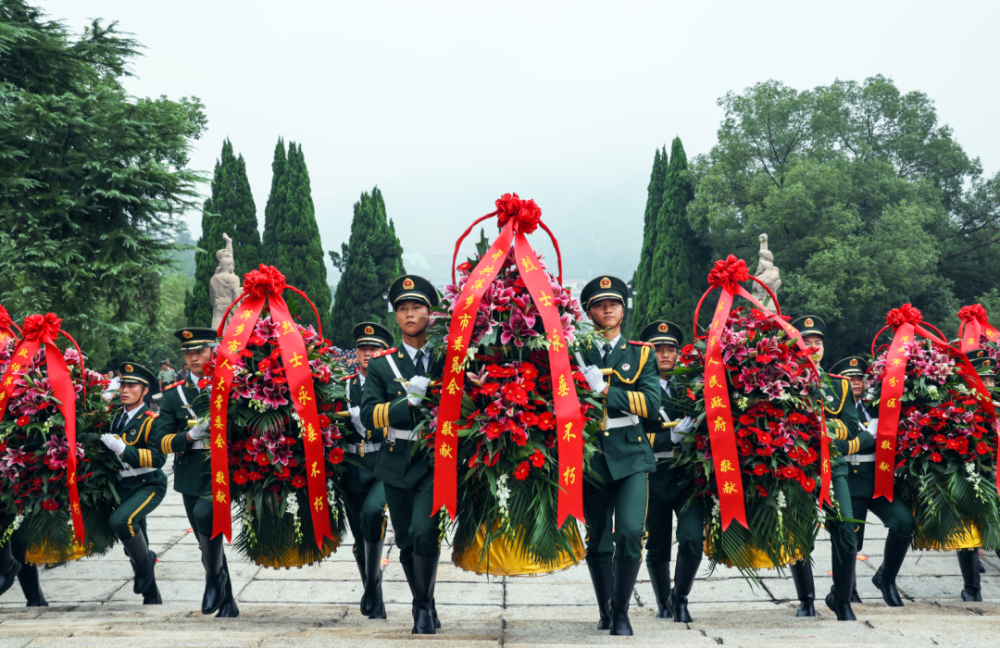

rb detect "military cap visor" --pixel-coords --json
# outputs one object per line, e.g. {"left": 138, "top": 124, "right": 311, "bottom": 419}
{"left": 388, "top": 275, "right": 439, "bottom": 309}
{"left": 352, "top": 322, "right": 392, "bottom": 349}
{"left": 174, "top": 327, "right": 218, "bottom": 350}
{"left": 118, "top": 362, "right": 156, "bottom": 386}
{"left": 830, "top": 356, "right": 868, "bottom": 377}
{"left": 640, "top": 320, "right": 684, "bottom": 347}
{"left": 790, "top": 315, "right": 826, "bottom": 339}
{"left": 581, "top": 275, "right": 629, "bottom": 311}
{"left": 970, "top": 355, "right": 997, "bottom": 377}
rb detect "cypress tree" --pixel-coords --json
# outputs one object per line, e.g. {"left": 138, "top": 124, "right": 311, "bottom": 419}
{"left": 260, "top": 138, "right": 287, "bottom": 266}
{"left": 328, "top": 187, "right": 406, "bottom": 348}
{"left": 269, "top": 142, "right": 332, "bottom": 331}
{"left": 629, "top": 147, "right": 668, "bottom": 335}
{"left": 184, "top": 139, "right": 261, "bottom": 326}
{"left": 641, "top": 137, "right": 705, "bottom": 329}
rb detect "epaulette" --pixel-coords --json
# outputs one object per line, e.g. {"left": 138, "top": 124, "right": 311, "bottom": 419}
{"left": 341, "top": 373, "right": 358, "bottom": 381}
{"left": 628, "top": 340, "right": 654, "bottom": 347}
{"left": 373, "top": 347, "right": 397, "bottom": 358}
{"left": 143, "top": 410, "right": 159, "bottom": 419}
{"left": 164, "top": 379, "right": 185, "bottom": 391}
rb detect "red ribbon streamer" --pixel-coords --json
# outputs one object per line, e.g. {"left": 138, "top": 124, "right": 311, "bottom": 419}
{"left": 435, "top": 194, "right": 582, "bottom": 524}
{"left": 872, "top": 305, "right": 999, "bottom": 500}
{"left": 693, "top": 256, "right": 831, "bottom": 530}
{"left": 958, "top": 304, "right": 1000, "bottom": 352}
{"left": 0, "top": 313, "right": 86, "bottom": 543}
{"left": 210, "top": 265, "right": 334, "bottom": 547}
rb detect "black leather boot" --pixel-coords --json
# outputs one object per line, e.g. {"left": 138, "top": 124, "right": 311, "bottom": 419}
{"left": 199, "top": 534, "right": 228, "bottom": 615}
{"left": 824, "top": 550, "right": 857, "bottom": 621}
{"left": 609, "top": 560, "right": 641, "bottom": 636}
{"left": 361, "top": 539, "right": 386, "bottom": 619}
{"left": 143, "top": 569, "right": 163, "bottom": 605}
{"left": 17, "top": 563, "right": 47, "bottom": 607}
{"left": 0, "top": 541, "right": 21, "bottom": 597}
{"left": 669, "top": 555, "right": 701, "bottom": 623}
{"left": 789, "top": 560, "right": 816, "bottom": 616}
{"left": 121, "top": 533, "right": 157, "bottom": 596}
{"left": 410, "top": 554, "right": 437, "bottom": 635}
{"left": 850, "top": 571, "right": 862, "bottom": 603}
{"left": 647, "top": 562, "right": 672, "bottom": 619}
{"left": 586, "top": 561, "right": 613, "bottom": 630}
{"left": 958, "top": 550, "right": 983, "bottom": 602}
{"left": 355, "top": 544, "right": 369, "bottom": 616}
{"left": 215, "top": 555, "right": 240, "bottom": 617}
{"left": 872, "top": 532, "right": 909, "bottom": 607}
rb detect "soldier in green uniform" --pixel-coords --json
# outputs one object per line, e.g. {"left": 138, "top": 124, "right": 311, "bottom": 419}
{"left": 578, "top": 276, "right": 661, "bottom": 637}
{"left": 786, "top": 316, "right": 859, "bottom": 621}
{"left": 830, "top": 355, "right": 914, "bottom": 607}
{"left": 343, "top": 322, "right": 391, "bottom": 620}
{"left": 639, "top": 320, "right": 702, "bottom": 623}
{"left": 150, "top": 327, "right": 238, "bottom": 618}
{"left": 360, "top": 275, "right": 443, "bottom": 635}
{"left": 99, "top": 362, "right": 168, "bottom": 604}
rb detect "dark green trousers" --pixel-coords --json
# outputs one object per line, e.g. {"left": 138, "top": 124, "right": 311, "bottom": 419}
{"left": 345, "top": 482, "right": 387, "bottom": 563}
{"left": 383, "top": 476, "right": 439, "bottom": 564}
{"left": 584, "top": 471, "right": 648, "bottom": 564}
{"left": 826, "top": 472, "right": 857, "bottom": 554}
{"left": 109, "top": 481, "right": 166, "bottom": 540}
{"left": 851, "top": 496, "right": 915, "bottom": 550}
{"left": 645, "top": 465, "right": 704, "bottom": 564}
{"left": 182, "top": 493, "right": 214, "bottom": 538}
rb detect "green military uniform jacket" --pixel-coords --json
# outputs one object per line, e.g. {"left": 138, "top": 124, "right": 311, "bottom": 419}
{"left": 111, "top": 407, "right": 168, "bottom": 496}
{"left": 820, "top": 371, "right": 868, "bottom": 480}
{"left": 582, "top": 338, "right": 660, "bottom": 483}
{"left": 843, "top": 395, "right": 879, "bottom": 498}
{"left": 360, "top": 346, "right": 442, "bottom": 490}
{"left": 149, "top": 378, "right": 210, "bottom": 496}
{"left": 343, "top": 373, "right": 383, "bottom": 493}
{"left": 642, "top": 380, "right": 687, "bottom": 501}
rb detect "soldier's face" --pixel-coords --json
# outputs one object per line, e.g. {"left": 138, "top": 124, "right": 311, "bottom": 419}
{"left": 848, "top": 376, "right": 865, "bottom": 398}
{"left": 802, "top": 334, "right": 824, "bottom": 362}
{"left": 119, "top": 382, "right": 147, "bottom": 407}
{"left": 184, "top": 347, "right": 213, "bottom": 376}
{"left": 655, "top": 344, "right": 678, "bottom": 373}
{"left": 587, "top": 299, "right": 623, "bottom": 332}
{"left": 396, "top": 301, "right": 429, "bottom": 337}
{"left": 984, "top": 376, "right": 995, "bottom": 388}
{"left": 356, "top": 345, "right": 380, "bottom": 371}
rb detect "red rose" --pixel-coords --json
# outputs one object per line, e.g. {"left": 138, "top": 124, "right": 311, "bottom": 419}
{"left": 291, "top": 475, "right": 307, "bottom": 489}
{"left": 41, "top": 499, "right": 59, "bottom": 511}
{"left": 15, "top": 415, "right": 29, "bottom": 427}
{"left": 328, "top": 447, "right": 344, "bottom": 464}
{"left": 514, "top": 461, "right": 531, "bottom": 480}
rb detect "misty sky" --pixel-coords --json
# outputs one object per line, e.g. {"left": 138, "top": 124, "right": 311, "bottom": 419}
{"left": 42, "top": 0, "right": 1000, "bottom": 289}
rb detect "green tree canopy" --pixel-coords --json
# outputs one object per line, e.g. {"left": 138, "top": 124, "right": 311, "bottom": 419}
{"left": 0, "top": 1, "right": 206, "bottom": 362}
{"left": 263, "top": 141, "right": 331, "bottom": 332}
{"left": 185, "top": 138, "right": 261, "bottom": 326}
{"left": 688, "top": 75, "right": 994, "bottom": 361}
{"left": 328, "top": 187, "right": 406, "bottom": 349}
{"left": 261, "top": 137, "right": 287, "bottom": 267}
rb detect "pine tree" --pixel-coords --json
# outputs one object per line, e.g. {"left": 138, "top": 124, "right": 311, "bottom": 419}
{"left": 260, "top": 138, "right": 287, "bottom": 266}
{"left": 640, "top": 137, "right": 706, "bottom": 330}
{"left": 184, "top": 139, "right": 261, "bottom": 326}
{"left": 268, "top": 142, "right": 332, "bottom": 331}
{"left": 328, "top": 187, "right": 406, "bottom": 348}
{"left": 629, "top": 147, "right": 668, "bottom": 335}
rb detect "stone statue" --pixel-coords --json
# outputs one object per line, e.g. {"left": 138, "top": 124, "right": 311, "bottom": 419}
{"left": 210, "top": 233, "right": 242, "bottom": 330}
{"left": 752, "top": 233, "right": 781, "bottom": 308}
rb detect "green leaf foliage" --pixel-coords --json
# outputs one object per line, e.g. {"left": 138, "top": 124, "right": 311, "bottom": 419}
{"left": 0, "top": 1, "right": 207, "bottom": 356}
{"left": 327, "top": 187, "right": 405, "bottom": 348}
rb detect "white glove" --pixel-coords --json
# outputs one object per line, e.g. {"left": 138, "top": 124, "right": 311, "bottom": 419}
{"left": 189, "top": 419, "right": 210, "bottom": 441}
{"left": 406, "top": 376, "right": 432, "bottom": 406}
{"left": 582, "top": 365, "right": 606, "bottom": 393}
{"left": 349, "top": 406, "right": 365, "bottom": 435}
{"left": 101, "top": 434, "right": 126, "bottom": 456}
{"left": 866, "top": 418, "right": 879, "bottom": 438}
{"left": 671, "top": 416, "right": 694, "bottom": 444}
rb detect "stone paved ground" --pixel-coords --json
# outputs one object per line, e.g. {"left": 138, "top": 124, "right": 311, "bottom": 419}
{"left": 1, "top": 468, "right": 998, "bottom": 647}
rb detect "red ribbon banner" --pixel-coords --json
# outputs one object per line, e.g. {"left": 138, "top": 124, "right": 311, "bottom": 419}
{"left": 211, "top": 265, "right": 335, "bottom": 548}
{"left": 693, "top": 256, "right": 832, "bottom": 530}
{"left": 958, "top": 304, "right": 1000, "bottom": 352}
{"left": 0, "top": 313, "right": 86, "bottom": 543}
{"left": 871, "top": 304, "right": 999, "bottom": 500}
{"left": 435, "top": 193, "right": 583, "bottom": 524}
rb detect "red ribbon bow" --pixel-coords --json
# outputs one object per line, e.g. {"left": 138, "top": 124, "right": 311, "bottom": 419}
{"left": 707, "top": 255, "right": 750, "bottom": 291}
{"left": 956, "top": 303, "right": 999, "bottom": 352}
{"left": 494, "top": 193, "right": 543, "bottom": 234}
{"left": 958, "top": 304, "right": 988, "bottom": 325}
{"left": 0, "top": 305, "right": 14, "bottom": 338}
{"left": 885, "top": 304, "right": 922, "bottom": 329}
{"left": 21, "top": 313, "right": 63, "bottom": 343}
{"left": 243, "top": 265, "right": 288, "bottom": 300}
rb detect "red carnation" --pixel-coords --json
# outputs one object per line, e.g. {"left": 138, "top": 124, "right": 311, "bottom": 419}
{"left": 41, "top": 499, "right": 59, "bottom": 511}
{"left": 291, "top": 475, "right": 307, "bottom": 489}
{"left": 328, "top": 447, "right": 344, "bottom": 464}
{"left": 513, "top": 460, "right": 531, "bottom": 480}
